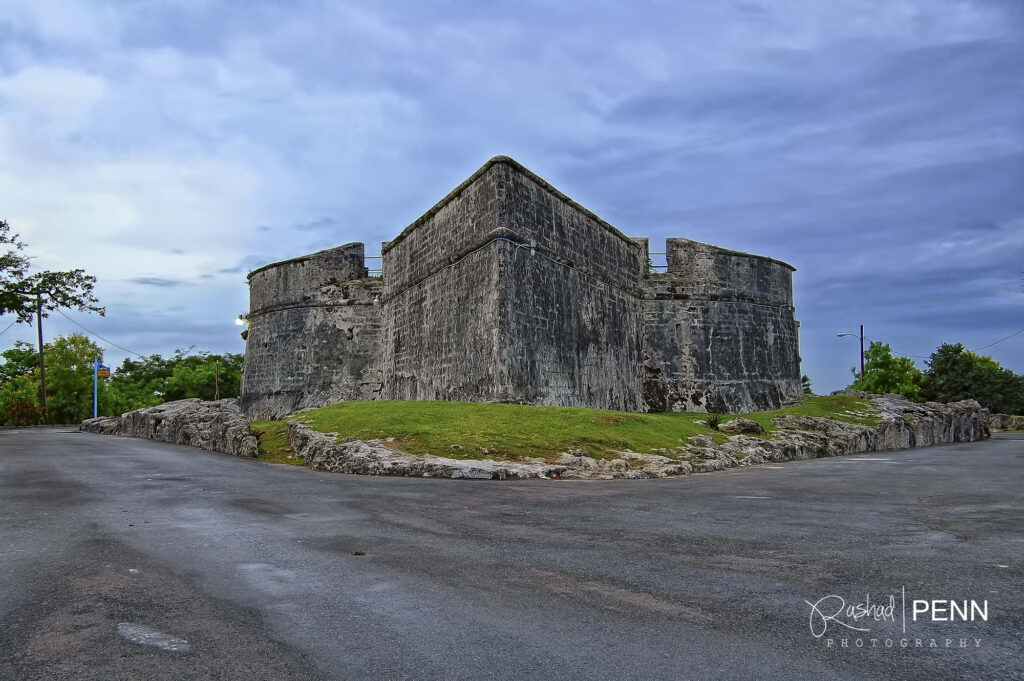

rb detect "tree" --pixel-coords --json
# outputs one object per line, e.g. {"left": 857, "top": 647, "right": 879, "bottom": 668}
{"left": 99, "top": 378, "right": 162, "bottom": 417}
{"left": 104, "top": 353, "right": 175, "bottom": 407}
{"left": 164, "top": 351, "right": 243, "bottom": 401}
{"left": 801, "top": 375, "right": 813, "bottom": 395}
{"left": 0, "top": 342, "right": 43, "bottom": 425}
{"left": 0, "top": 341, "right": 38, "bottom": 384}
{"left": 43, "top": 334, "right": 104, "bottom": 424}
{"left": 94, "top": 348, "right": 246, "bottom": 416}
{"left": 0, "top": 374, "right": 42, "bottom": 426}
{"left": 848, "top": 341, "right": 924, "bottom": 401}
{"left": 0, "top": 220, "right": 104, "bottom": 321}
{"left": 2, "top": 219, "right": 105, "bottom": 421}
{"left": 0, "top": 334, "right": 102, "bottom": 425}
{"left": 921, "top": 343, "right": 1024, "bottom": 414}
{"left": 0, "top": 337, "right": 247, "bottom": 425}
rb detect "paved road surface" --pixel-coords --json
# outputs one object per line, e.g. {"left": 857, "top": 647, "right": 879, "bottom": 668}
{"left": 1, "top": 429, "right": 1021, "bottom": 680}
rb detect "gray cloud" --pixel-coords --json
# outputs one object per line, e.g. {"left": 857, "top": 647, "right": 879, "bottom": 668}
{"left": 1, "top": 0, "right": 1021, "bottom": 393}
{"left": 126, "top": 276, "right": 184, "bottom": 288}
{"left": 294, "top": 216, "right": 337, "bottom": 232}
{"left": 216, "top": 254, "right": 278, "bottom": 275}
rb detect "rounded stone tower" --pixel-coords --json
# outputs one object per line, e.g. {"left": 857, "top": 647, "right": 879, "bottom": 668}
{"left": 240, "top": 242, "right": 383, "bottom": 419}
{"left": 642, "top": 238, "right": 801, "bottom": 413}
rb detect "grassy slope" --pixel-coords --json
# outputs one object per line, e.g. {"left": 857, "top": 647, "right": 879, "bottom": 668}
{"left": 249, "top": 419, "right": 300, "bottom": 464}
{"left": 252, "top": 395, "right": 878, "bottom": 463}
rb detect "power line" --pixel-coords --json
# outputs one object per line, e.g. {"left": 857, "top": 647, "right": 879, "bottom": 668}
{"left": 0, "top": 319, "right": 16, "bottom": 337}
{"left": 971, "top": 327, "right": 1024, "bottom": 353}
{"left": 861, "top": 326, "right": 1024, "bottom": 359}
{"left": 862, "top": 336, "right": 930, "bottom": 360}
{"left": 53, "top": 308, "right": 146, "bottom": 358}
{"left": 884, "top": 348, "right": 930, "bottom": 360}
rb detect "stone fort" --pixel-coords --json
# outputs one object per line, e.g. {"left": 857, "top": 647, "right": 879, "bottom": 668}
{"left": 241, "top": 156, "right": 801, "bottom": 419}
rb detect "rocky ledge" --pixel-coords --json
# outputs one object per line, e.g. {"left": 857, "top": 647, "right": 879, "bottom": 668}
{"left": 291, "top": 393, "right": 991, "bottom": 480}
{"left": 989, "top": 413, "right": 1024, "bottom": 431}
{"left": 79, "top": 394, "right": 991, "bottom": 480}
{"left": 80, "top": 398, "right": 258, "bottom": 458}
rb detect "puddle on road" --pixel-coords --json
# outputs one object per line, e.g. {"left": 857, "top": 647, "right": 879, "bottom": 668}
{"left": 116, "top": 622, "right": 192, "bottom": 652}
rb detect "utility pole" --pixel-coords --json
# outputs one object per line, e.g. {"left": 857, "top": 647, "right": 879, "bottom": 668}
{"left": 36, "top": 292, "right": 47, "bottom": 423}
{"left": 214, "top": 360, "right": 220, "bottom": 401}
{"left": 859, "top": 324, "right": 865, "bottom": 380}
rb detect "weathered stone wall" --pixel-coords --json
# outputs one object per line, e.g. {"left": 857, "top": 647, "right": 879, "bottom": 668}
{"left": 241, "top": 157, "right": 802, "bottom": 417}
{"left": 380, "top": 163, "right": 510, "bottom": 402}
{"left": 498, "top": 162, "right": 645, "bottom": 410}
{"left": 380, "top": 157, "right": 645, "bottom": 410}
{"left": 642, "top": 238, "right": 802, "bottom": 413}
{"left": 241, "top": 243, "right": 383, "bottom": 419}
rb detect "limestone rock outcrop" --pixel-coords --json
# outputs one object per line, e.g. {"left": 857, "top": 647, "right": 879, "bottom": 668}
{"left": 288, "top": 394, "right": 989, "bottom": 480}
{"left": 80, "top": 395, "right": 990, "bottom": 480}
{"left": 80, "top": 399, "right": 258, "bottom": 458}
{"left": 718, "top": 417, "right": 765, "bottom": 435}
{"left": 988, "top": 413, "right": 1024, "bottom": 431}
{"left": 288, "top": 422, "right": 558, "bottom": 479}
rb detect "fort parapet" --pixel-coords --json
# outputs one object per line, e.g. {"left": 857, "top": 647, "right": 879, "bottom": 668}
{"left": 241, "top": 156, "right": 801, "bottom": 418}
{"left": 642, "top": 238, "right": 801, "bottom": 413}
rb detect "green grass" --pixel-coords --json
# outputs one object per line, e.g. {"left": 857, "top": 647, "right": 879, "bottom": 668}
{"left": 738, "top": 395, "right": 881, "bottom": 435}
{"left": 273, "top": 395, "right": 879, "bottom": 462}
{"left": 249, "top": 419, "right": 303, "bottom": 465}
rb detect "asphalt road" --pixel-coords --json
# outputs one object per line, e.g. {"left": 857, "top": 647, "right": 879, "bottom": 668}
{"left": 1, "top": 429, "right": 1021, "bottom": 680}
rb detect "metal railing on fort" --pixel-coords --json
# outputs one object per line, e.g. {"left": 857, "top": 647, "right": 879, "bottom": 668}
{"left": 366, "top": 255, "right": 382, "bottom": 276}
{"left": 360, "top": 254, "right": 670, "bottom": 274}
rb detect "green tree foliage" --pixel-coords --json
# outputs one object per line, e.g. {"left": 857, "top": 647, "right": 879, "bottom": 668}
{"left": 0, "top": 341, "right": 37, "bottom": 384}
{"left": 107, "top": 349, "right": 244, "bottom": 406}
{"left": 801, "top": 375, "right": 813, "bottom": 394}
{"left": 0, "top": 220, "right": 103, "bottom": 322}
{"left": 101, "top": 353, "right": 175, "bottom": 413}
{"left": 0, "top": 342, "right": 43, "bottom": 425}
{"left": 0, "top": 334, "right": 102, "bottom": 424}
{"left": 921, "top": 343, "right": 1024, "bottom": 414}
{"left": 43, "top": 334, "right": 104, "bottom": 424}
{"left": 0, "top": 373, "right": 43, "bottom": 425}
{"left": 0, "top": 336, "right": 245, "bottom": 425}
{"left": 848, "top": 341, "right": 924, "bottom": 401}
{"left": 99, "top": 378, "right": 162, "bottom": 417}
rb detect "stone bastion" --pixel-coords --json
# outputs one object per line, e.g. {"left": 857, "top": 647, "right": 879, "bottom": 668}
{"left": 240, "top": 156, "right": 802, "bottom": 419}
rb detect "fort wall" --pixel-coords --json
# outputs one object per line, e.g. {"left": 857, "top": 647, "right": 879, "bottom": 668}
{"left": 497, "top": 161, "right": 645, "bottom": 411}
{"left": 642, "top": 238, "right": 802, "bottom": 413}
{"left": 241, "top": 243, "right": 383, "bottom": 419}
{"left": 380, "top": 157, "right": 648, "bottom": 410}
{"left": 242, "top": 157, "right": 803, "bottom": 417}
{"left": 380, "top": 163, "right": 510, "bottom": 402}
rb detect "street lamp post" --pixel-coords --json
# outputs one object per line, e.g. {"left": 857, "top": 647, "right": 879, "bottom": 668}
{"left": 838, "top": 324, "right": 865, "bottom": 380}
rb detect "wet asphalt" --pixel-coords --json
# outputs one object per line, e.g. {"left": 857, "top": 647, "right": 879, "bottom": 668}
{"left": 0, "top": 428, "right": 1021, "bottom": 680}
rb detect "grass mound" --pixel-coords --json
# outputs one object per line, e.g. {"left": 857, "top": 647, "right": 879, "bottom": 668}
{"left": 249, "top": 419, "right": 299, "bottom": 464}
{"left": 251, "top": 395, "right": 878, "bottom": 463}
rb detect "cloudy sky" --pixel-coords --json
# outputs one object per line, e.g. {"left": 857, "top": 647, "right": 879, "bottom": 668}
{"left": 1, "top": 0, "right": 1021, "bottom": 392}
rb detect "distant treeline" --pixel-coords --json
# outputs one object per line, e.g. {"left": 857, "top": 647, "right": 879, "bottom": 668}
{"left": 846, "top": 341, "right": 1024, "bottom": 415}
{"left": 0, "top": 333, "right": 243, "bottom": 426}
